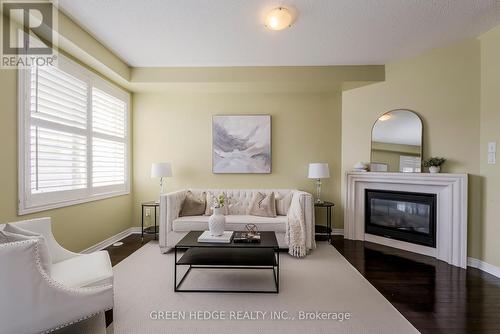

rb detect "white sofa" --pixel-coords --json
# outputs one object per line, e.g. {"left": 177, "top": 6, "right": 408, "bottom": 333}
{"left": 0, "top": 217, "right": 113, "bottom": 334}
{"left": 159, "top": 189, "right": 315, "bottom": 252}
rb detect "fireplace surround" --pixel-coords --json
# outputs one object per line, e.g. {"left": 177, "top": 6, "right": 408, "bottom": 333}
{"left": 345, "top": 172, "right": 468, "bottom": 268}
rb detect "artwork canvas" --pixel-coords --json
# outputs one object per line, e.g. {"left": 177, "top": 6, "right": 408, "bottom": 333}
{"left": 212, "top": 115, "right": 271, "bottom": 173}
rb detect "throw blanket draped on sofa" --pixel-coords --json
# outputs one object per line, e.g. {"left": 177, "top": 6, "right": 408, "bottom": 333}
{"left": 286, "top": 193, "right": 309, "bottom": 257}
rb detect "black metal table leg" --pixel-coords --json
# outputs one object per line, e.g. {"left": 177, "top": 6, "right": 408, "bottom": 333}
{"left": 154, "top": 205, "right": 157, "bottom": 240}
{"left": 174, "top": 247, "right": 177, "bottom": 291}
{"left": 328, "top": 206, "right": 332, "bottom": 244}
{"left": 141, "top": 205, "right": 144, "bottom": 242}
{"left": 276, "top": 249, "right": 280, "bottom": 293}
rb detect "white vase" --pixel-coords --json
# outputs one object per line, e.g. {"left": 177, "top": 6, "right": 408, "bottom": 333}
{"left": 429, "top": 166, "right": 441, "bottom": 173}
{"left": 208, "top": 207, "right": 226, "bottom": 236}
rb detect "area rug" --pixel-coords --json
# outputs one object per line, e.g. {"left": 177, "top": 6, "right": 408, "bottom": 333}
{"left": 112, "top": 241, "right": 418, "bottom": 334}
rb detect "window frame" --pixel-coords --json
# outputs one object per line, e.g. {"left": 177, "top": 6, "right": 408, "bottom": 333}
{"left": 18, "top": 54, "right": 131, "bottom": 215}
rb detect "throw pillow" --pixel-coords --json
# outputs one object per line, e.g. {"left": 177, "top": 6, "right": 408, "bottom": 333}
{"left": 275, "top": 192, "right": 293, "bottom": 216}
{"left": 248, "top": 192, "right": 277, "bottom": 218}
{"left": 205, "top": 192, "right": 229, "bottom": 216}
{"left": 1, "top": 224, "right": 52, "bottom": 274}
{"left": 179, "top": 191, "right": 206, "bottom": 217}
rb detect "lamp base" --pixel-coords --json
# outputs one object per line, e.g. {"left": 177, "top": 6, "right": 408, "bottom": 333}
{"left": 315, "top": 198, "right": 324, "bottom": 204}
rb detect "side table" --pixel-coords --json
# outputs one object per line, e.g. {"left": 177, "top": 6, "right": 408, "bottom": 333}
{"left": 314, "top": 201, "right": 334, "bottom": 244}
{"left": 141, "top": 201, "right": 159, "bottom": 241}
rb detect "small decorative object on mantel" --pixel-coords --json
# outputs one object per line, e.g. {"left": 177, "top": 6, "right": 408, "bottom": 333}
{"left": 353, "top": 162, "right": 368, "bottom": 172}
{"left": 370, "top": 162, "right": 388, "bottom": 172}
{"left": 208, "top": 194, "right": 229, "bottom": 236}
{"left": 423, "top": 157, "right": 446, "bottom": 173}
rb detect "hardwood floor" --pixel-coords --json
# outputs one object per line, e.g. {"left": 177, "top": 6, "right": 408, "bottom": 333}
{"left": 104, "top": 233, "right": 155, "bottom": 266}
{"left": 332, "top": 236, "right": 500, "bottom": 334}
{"left": 104, "top": 233, "right": 500, "bottom": 333}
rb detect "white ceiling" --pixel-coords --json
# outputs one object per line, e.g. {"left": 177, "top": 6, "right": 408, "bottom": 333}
{"left": 58, "top": 0, "right": 500, "bottom": 67}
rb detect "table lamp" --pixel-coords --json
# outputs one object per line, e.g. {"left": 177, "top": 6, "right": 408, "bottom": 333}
{"left": 151, "top": 162, "right": 172, "bottom": 202}
{"left": 308, "top": 163, "right": 330, "bottom": 204}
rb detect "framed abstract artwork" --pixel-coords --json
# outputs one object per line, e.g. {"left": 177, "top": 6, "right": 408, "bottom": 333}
{"left": 212, "top": 115, "right": 271, "bottom": 173}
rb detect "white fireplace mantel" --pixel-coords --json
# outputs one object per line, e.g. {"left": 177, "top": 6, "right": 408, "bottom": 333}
{"left": 344, "top": 172, "right": 468, "bottom": 268}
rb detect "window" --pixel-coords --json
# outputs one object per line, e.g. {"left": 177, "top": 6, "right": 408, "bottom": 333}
{"left": 18, "top": 55, "right": 130, "bottom": 214}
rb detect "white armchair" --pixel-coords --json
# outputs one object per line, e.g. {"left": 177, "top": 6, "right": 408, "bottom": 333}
{"left": 0, "top": 217, "right": 114, "bottom": 334}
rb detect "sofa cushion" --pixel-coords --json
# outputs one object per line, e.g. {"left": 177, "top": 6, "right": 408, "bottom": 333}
{"left": 180, "top": 191, "right": 206, "bottom": 217}
{"left": 247, "top": 192, "right": 277, "bottom": 217}
{"left": 51, "top": 251, "right": 113, "bottom": 288}
{"left": 173, "top": 215, "right": 287, "bottom": 233}
{"left": 275, "top": 192, "right": 293, "bottom": 216}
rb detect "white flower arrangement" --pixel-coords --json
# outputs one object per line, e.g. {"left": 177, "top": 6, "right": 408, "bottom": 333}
{"left": 210, "top": 193, "right": 233, "bottom": 209}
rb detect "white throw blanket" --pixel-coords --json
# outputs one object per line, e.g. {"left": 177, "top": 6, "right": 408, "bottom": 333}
{"left": 286, "top": 194, "right": 307, "bottom": 257}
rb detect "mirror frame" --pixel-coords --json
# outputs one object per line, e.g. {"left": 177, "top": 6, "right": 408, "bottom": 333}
{"left": 370, "top": 109, "right": 423, "bottom": 173}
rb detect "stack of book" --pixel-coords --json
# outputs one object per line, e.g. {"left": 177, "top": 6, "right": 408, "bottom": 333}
{"left": 233, "top": 232, "right": 261, "bottom": 243}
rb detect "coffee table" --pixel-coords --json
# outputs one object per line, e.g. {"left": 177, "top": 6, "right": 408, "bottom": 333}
{"left": 174, "top": 231, "right": 280, "bottom": 293}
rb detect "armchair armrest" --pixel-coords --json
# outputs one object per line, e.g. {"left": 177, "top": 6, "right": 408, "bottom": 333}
{"left": 0, "top": 240, "right": 113, "bottom": 334}
{"left": 289, "top": 191, "right": 316, "bottom": 250}
{"left": 159, "top": 190, "right": 187, "bottom": 249}
{"left": 4, "top": 217, "right": 79, "bottom": 263}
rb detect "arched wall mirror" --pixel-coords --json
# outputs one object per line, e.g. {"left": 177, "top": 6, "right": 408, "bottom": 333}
{"left": 371, "top": 109, "right": 423, "bottom": 173}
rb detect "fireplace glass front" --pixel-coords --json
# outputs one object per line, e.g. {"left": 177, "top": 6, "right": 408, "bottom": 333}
{"left": 365, "top": 189, "right": 436, "bottom": 247}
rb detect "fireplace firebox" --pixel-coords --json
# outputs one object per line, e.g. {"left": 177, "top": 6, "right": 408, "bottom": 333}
{"left": 365, "top": 189, "right": 436, "bottom": 247}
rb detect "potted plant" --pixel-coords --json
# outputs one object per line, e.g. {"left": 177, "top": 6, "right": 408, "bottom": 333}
{"left": 423, "top": 157, "right": 446, "bottom": 173}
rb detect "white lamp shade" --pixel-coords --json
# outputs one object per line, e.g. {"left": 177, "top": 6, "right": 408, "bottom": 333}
{"left": 308, "top": 163, "right": 330, "bottom": 179}
{"left": 151, "top": 162, "right": 172, "bottom": 178}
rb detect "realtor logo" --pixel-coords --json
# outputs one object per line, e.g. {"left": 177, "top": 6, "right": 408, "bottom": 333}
{"left": 1, "top": 0, "right": 57, "bottom": 68}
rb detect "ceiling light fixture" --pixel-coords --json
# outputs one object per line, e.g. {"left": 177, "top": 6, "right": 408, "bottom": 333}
{"left": 378, "top": 114, "right": 392, "bottom": 121}
{"left": 265, "top": 7, "right": 293, "bottom": 31}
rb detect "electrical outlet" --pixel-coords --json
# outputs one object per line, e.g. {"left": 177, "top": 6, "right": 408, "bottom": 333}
{"left": 145, "top": 208, "right": 151, "bottom": 217}
{"left": 488, "top": 142, "right": 497, "bottom": 153}
{"left": 488, "top": 152, "right": 496, "bottom": 165}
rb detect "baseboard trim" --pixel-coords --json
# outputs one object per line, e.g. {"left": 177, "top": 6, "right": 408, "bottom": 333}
{"left": 331, "top": 228, "right": 344, "bottom": 236}
{"left": 81, "top": 227, "right": 142, "bottom": 254}
{"left": 467, "top": 257, "right": 500, "bottom": 278}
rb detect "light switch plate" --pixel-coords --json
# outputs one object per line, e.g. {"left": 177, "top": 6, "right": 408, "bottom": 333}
{"left": 488, "top": 142, "right": 496, "bottom": 153}
{"left": 488, "top": 152, "right": 496, "bottom": 165}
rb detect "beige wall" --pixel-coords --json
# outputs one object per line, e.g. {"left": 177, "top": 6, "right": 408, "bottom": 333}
{"left": 479, "top": 25, "right": 500, "bottom": 267}
{"left": 133, "top": 91, "right": 342, "bottom": 229}
{"left": 0, "top": 70, "right": 133, "bottom": 252}
{"left": 341, "top": 39, "right": 483, "bottom": 259}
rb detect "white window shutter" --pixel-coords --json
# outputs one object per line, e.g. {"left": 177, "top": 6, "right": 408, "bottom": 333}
{"left": 19, "top": 54, "right": 130, "bottom": 214}
{"left": 92, "top": 138, "right": 125, "bottom": 187}
{"left": 92, "top": 88, "right": 127, "bottom": 188}
{"left": 29, "top": 65, "right": 88, "bottom": 195}
{"left": 30, "top": 126, "right": 87, "bottom": 193}
{"left": 31, "top": 66, "right": 87, "bottom": 129}
{"left": 92, "top": 88, "right": 126, "bottom": 138}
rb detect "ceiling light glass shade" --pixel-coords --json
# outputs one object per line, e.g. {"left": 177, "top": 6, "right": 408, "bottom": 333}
{"left": 265, "top": 7, "right": 293, "bottom": 31}
{"left": 378, "top": 114, "right": 392, "bottom": 121}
